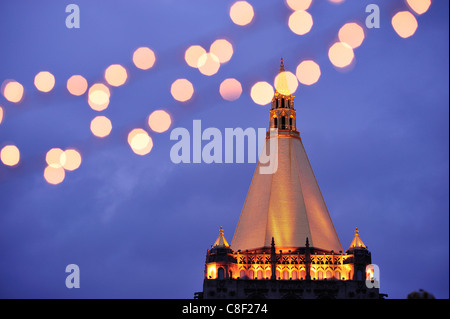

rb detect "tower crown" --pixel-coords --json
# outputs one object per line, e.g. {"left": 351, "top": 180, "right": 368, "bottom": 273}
{"left": 270, "top": 58, "right": 297, "bottom": 133}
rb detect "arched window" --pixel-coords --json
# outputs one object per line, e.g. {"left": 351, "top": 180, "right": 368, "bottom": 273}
{"left": 318, "top": 270, "right": 323, "bottom": 280}
{"left": 281, "top": 116, "right": 286, "bottom": 129}
{"left": 257, "top": 270, "right": 263, "bottom": 280}
{"left": 265, "top": 269, "right": 271, "bottom": 279}
{"left": 276, "top": 270, "right": 280, "bottom": 279}
{"left": 326, "top": 270, "right": 333, "bottom": 280}
{"left": 283, "top": 270, "right": 289, "bottom": 280}
{"left": 209, "top": 267, "right": 216, "bottom": 279}
{"left": 218, "top": 267, "right": 225, "bottom": 280}
{"left": 249, "top": 269, "right": 254, "bottom": 280}
{"left": 292, "top": 270, "right": 298, "bottom": 280}
{"left": 289, "top": 117, "right": 293, "bottom": 127}
{"left": 335, "top": 270, "right": 341, "bottom": 280}
{"left": 300, "top": 270, "right": 306, "bottom": 280}
{"left": 240, "top": 269, "right": 246, "bottom": 279}
{"left": 274, "top": 117, "right": 278, "bottom": 128}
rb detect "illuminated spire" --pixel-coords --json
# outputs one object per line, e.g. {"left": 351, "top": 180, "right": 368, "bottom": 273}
{"left": 213, "top": 226, "right": 230, "bottom": 248}
{"left": 348, "top": 227, "right": 367, "bottom": 250}
{"left": 279, "top": 57, "right": 285, "bottom": 73}
{"left": 275, "top": 58, "right": 291, "bottom": 96}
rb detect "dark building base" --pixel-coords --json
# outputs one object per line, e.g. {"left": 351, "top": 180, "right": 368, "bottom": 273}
{"left": 201, "top": 279, "right": 380, "bottom": 299}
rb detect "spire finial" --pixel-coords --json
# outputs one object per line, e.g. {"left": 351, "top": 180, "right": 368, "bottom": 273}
{"left": 279, "top": 57, "right": 285, "bottom": 72}
{"left": 355, "top": 227, "right": 359, "bottom": 235}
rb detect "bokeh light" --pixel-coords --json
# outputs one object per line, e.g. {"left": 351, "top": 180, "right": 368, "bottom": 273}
{"left": 296, "top": 60, "right": 321, "bottom": 85}
{"left": 338, "top": 22, "right": 365, "bottom": 49}
{"left": 274, "top": 71, "right": 298, "bottom": 95}
{"left": 288, "top": 10, "right": 313, "bottom": 35}
{"left": 128, "top": 128, "right": 153, "bottom": 155}
{"left": 229, "top": 1, "right": 254, "bottom": 26}
{"left": 148, "top": 110, "right": 172, "bottom": 133}
{"left": 328, "top": 42, "right": 354, "bottom": 68}
{"left": 185, "top": 45, "right": 207, "bottom": 68}
{"left": 46, "top": 148, "right": 65, "bottom": 168}
{"left": 90, "top": 116, "right": 112, "bottom": 138}
{"left": 1, "top": 145, "right": 20, "bottom": 166}
{"left": 61, "top": 149, "right": 82, "bottom": 171}
{"left": 406, "top": 0, "right": 431, "bottom": 15}
{"left": 392, "top": 11, "right": 418, "bottom": 38}
{"left": 210, "top": 39, "right": 234, "bottom": 64}
{"left": 105, "top": 64, "right": 128, "bottom": 87}
{"left": 133, "top": 47, "right": 156, "bottom": 70}
{"left": 219, "top": 78, "right": 242, "bottom": 101}
{"left": 0, "top": 106, "right": 3, "bottom": 124}
{"left": 67, "top": 75, "right": 88, "bottom": 96}
{"left": 44, "top": 166, "right": 65, "bottom": 185}
{"left": 2, "top": 80, "right": 24, "bottom": 103}
{"left": 198, "top": 53, "right": 221, "bottom": 76}
{"left": 286, "top": 0, "right": 312, "bottom": 11}
{"left": 171, "top": 79, "right": 194, "bottom": 102}
{"left": 88, "top": 83, "right": 110, "bottom": 111}
{"left": 329, "top": 0, "right": 344, "bottom": 3}
{"left": 34, "top": 71, "right": 55, "bottom": 93}
{"left": 250, "top": 81, "right": 274, "bottom": 105}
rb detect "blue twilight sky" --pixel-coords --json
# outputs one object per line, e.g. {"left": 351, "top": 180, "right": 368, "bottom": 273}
{"left": 0, "top": 0, "right": 448, "bottom": 299}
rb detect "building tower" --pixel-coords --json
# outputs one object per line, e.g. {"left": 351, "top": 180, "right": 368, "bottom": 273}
{"left": 196, "top": 60, "right": 383, "bottom": 299}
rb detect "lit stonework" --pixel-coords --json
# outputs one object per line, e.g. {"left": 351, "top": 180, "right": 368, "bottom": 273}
{"left": 196, "top": 60, "right": 384, "bottom": 299}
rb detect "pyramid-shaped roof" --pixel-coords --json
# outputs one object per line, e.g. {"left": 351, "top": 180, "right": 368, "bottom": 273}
{"left": 213, "top": 226, "right": 230, "bottom": 248}
{"left": 348, "top": 227, "right": 366, "bottom": 250}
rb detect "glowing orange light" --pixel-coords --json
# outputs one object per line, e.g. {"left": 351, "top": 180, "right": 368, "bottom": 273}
{"left": 286, "top": 0, "right": 312, "bottom": 11}
{"left": 34, "top": 71, "right": 55, "bottom": 93}
{"left": 44, "top": 166, "right": 65, "bottom": 185}
{"left": 171, "top": 79, "right": 194, "bottom": 102}
{"left": 1, "top": 145, "right": 20, "bottom": 166}
{"left": 219, "top": 78, "right": 242, "bottom": 101}
{"left": 274, "top": 71, "right": 298, "bottom": 95}
{"left": 2, "top": 80, "right": 24, "bottom": 103}
{"left": 61, "top": 149, "right": 82, "bottom": 171}
{"left": 90, "top": 116, "right": 112, "bottom": 138}
{"left": 67, "top": 75, "right": 88, "bottom": 96}
{"left": 329, "top": 0, "right": 344, "bottom": 3}
{"left": 210, "top": 39, "right": 234, "bottom": 64}
{"left": 148, "top": 110, "right": 172, "bottom": 133}
{"left": 406, "top": 0, "right": 431, "bottom": 15}
{"left": 288, "top": 10, "right": 313, "bottom": 35}
{"left": 328, "top": 42, "right": 354, "bottom": 68}
{"left": 392, "top": 11, "right": 418, "bottom": 38}
{"left": 338, "top": 22, "right": 365, "bottom": 49}
{"left": 229, "top": 1, "right": 254, "bottom": 26}
{"left": 128, "top": 128, "right": 153, "bottom": 155}
{"left": 296, "top": 60, "right": 321, "bottom": 85}
{"left": 185, "top": 45, "right": 207, "bottom": 68}
{"left": 0, "top": 106, "right": 3, "bottom": 124}
{"left": 88, "top": 83, "right": 110, "bottom": 111}
{"left": 105, "top": 64, "right": 128, "bottom": 87}
{"left": 46, "top": 148, "right": 65, "bottom": 168}
{"left": 133, "top": 47, "right": 156, "bottom": 70}
{"left": 250, "top": 81, "right": 274, "bottom": 105}
{"left": 198, "top": 53, "right": 220, "bottom": 76}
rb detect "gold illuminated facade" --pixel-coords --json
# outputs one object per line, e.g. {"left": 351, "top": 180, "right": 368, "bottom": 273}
{"left": 196, "top": 60, "right": 383, "bottom": 299}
